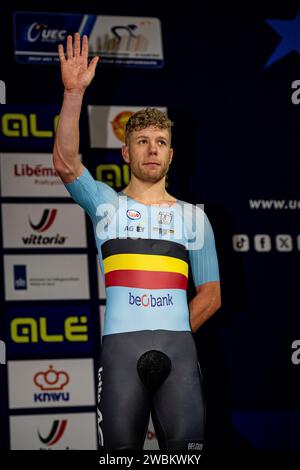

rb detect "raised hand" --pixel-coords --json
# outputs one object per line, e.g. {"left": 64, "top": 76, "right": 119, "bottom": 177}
{"left": 58, "top": 32, "right": 99, "bottom": 93}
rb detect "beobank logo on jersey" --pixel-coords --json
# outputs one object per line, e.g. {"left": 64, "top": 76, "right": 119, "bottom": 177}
{"left": 129, "top": 292, "right": 173, "bottom": 307}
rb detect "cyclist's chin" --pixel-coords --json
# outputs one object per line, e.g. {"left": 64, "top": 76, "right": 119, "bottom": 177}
{"left": 132, "top": 165, "right": 168, "bottom": 183}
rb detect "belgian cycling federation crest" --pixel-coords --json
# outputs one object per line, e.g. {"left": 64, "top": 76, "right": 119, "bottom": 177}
{"left": 157, "top": 211, "right": 173, "bottom": 225}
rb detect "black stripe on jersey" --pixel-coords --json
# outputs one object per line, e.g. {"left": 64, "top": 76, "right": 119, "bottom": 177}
{"left": 101, "top": 238, "right": 189, "bottom": 262}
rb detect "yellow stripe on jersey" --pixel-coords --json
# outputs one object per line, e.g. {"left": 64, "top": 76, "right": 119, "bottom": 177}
{"left": 103, "top": 253, "right": 188, "bottom": 278}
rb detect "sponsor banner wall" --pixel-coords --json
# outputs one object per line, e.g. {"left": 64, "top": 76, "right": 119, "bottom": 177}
{"left": 9, "top": 412, "right": 97, "bottom": 449}
{"left": 1, "top": 203, "right": 87, "bottom": 249}
{"left": 4, "top": 254, "right": 90, "bottom": 300}
{"left": 8, "top": 358, "right": 95, "bottom": 409}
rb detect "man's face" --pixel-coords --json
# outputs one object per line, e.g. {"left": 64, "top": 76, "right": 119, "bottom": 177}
{"left": 122, "top": 126, "right": 173, "bottom": 183}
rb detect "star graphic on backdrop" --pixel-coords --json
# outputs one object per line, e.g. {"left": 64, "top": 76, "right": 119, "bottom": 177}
{"left": 265, "top": 11, "right": 300, "bottom": 67}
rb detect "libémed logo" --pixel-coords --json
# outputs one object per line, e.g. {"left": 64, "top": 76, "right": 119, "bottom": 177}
{"left": 129, "top": 292, "right": 173, "bottom": 307}
{"left": 38, "top": 419, "right": 68, "bottom": 447}
{"left": 14, "top": 164, "right": 57, "bottom": 178}
{"left": 33, "top": 365, "right": 70, "bottom": 403}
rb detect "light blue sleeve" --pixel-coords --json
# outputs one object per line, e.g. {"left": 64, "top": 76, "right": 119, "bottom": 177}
{"left": 64, "top": 167, "right": 118, "bottom": 220}
{"left": 188, "top": 210, "right": 220, "bottom": 287}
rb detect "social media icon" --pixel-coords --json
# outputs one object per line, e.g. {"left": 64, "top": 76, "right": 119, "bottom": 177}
{"left": 232, "top": 234, "right": 249, "bottom": 252}
{"left": 276, "top": 234, "right": 293, "bottom": 252}
{"left": 254, "top": 234, "right": 271, "bottom": 252}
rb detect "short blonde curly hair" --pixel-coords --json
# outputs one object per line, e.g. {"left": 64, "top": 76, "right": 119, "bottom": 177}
{"left": 125, "top": 108, "right": 173, "bottom": 144}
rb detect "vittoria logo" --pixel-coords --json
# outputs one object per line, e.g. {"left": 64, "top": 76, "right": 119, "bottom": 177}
{"left": 29, "top": 209, "right": 57, "bottom": 232}
{"left": 24, "top": 208, "right": 67, "bottom": 245}
{"left": 38, "top": 419, "right": 68, "bottom": 446}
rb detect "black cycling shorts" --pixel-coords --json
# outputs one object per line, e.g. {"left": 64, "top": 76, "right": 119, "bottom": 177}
{"left": 97, "top": 329, "right": 205, "bottom": 451}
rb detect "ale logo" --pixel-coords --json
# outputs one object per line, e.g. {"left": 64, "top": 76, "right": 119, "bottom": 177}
{"left": 29, "top": 209, "right": 57, "bottom": 232}
{"left": 38, "top": 419, "right": 68, "bottom": 446}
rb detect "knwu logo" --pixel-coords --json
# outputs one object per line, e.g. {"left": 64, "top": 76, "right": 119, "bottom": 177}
{"left": 33, "top": 365, "right": 70, "bottom": 403}
{"left": 38, "top": 419, "right": 68, "bottom": 447}
{"left": 129, "top": 292, "right": 173, "bottom": 307}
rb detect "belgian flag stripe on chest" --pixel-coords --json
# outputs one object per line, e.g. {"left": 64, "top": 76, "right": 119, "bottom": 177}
{"left": 101, "top": 238, "right": 189, "bottom": 290}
